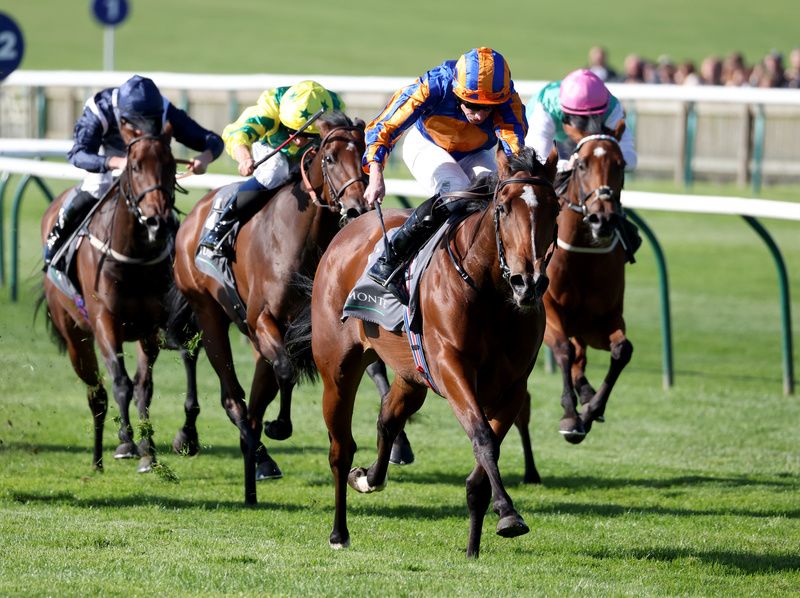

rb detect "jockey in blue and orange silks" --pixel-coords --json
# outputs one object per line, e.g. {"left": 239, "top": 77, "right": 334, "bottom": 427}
{"left": 362, "top": 47, "right": 528, "bottom": 303}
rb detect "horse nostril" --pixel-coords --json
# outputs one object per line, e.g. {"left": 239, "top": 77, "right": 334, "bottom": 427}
{"left": 586, "top": 213, "right": 601, "bottom": 225}
{"left": 346, "top": 208, "right": 362, "bottom": 221}
{"left": 145, "top": 216, "right": 160, "bottom": 228}
{"left": 509, "top": 274, "right": 526, "bottom": 291}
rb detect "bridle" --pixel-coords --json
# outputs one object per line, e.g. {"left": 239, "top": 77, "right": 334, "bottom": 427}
{"left": 562, "top": 134, "right": 623, "bottom": 219}
{"left": 299, "top": 125, "right": 367, "bottom": 221}
{"left": 493, "top": 175, "right": 558, "bottom": 282}
{"left": 120, "top": 134, "right": 177, "bottom": 227}
{"left": 447, "top": 174, "right": 557, "bottom": 288}
{"left": 86, "top": 134, "right": 177, "bottom": 266}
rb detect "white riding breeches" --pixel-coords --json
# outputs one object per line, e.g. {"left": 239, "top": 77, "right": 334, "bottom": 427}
{"left": 252, "top": 142, "right": 292, "bottom": 190}
{"left": 401, "top": 126, "right": 497, "bottom": 196}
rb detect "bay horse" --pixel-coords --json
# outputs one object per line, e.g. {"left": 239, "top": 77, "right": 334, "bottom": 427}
{"left": 40, "top": 126, "right": 180, "bottom": 473}
{"left": 542, "top": 121, "right": 633, "bottom": 444}
{"left": 171, "top": 112, "right": 370, "bottom": 505}
{"left": 309, "top": 146, "right": 559, "bottom": 558}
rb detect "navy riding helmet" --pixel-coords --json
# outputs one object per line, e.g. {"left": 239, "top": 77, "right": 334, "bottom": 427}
{"left": 118, "top": 75, "right": 164, "bottom": 134}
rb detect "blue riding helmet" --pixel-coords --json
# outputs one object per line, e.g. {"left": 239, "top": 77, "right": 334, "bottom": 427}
{"left": 118, "top": 75, "right": 164, "bottom": 134}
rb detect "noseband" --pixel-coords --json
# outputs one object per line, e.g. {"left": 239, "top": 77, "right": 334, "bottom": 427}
{"left": 300, "top": 126, "right": 367, "bottom": 219}
{"left": 563, "top": 134, "right": 621, "bottom": 218}
{"left": 493, "top": 175, "right": 557, "bottom": 282}
{"left": 121, "top": 134, "right": 176, "bottom": 226}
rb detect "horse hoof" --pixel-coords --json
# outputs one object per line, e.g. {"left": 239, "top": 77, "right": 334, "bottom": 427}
{"left": 389, "top": 434, "right": 415, "bottom": 465}
{"left": 496, "top": 514, "right": 529, "bottom": 538}
{"left": 264, "top": 419, "right": 293, "bottom": 441}
{"left": 329, "top": 535, "right": 350, "bottom": 550}
{"left": 595, "top": 415, "right": 605, "bottom": 423}
{"left": 114, "top": 442, "right": 139, "bottom": 459}
{"left": 137, "top": 456, "right": 154, "bottom": 474}
{"left": 256, "top": 458, "right": 283, "bottom": 481}
{"left": 172, "top": 430, "right": 200, "bottom": 456}
{"left": 523, "top": 473, "right": 542, "bottom": 485}
{"left": 559, "top": 418, "right": 586, "bottom": 444}
{"left": 560, "top": 430, "right": 587, "bottom": 445}
{"left": 347, "top": 467, "right": 386, "bottom": 493}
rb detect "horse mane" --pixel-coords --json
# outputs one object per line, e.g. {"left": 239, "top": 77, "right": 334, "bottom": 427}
{"left": 467, "top": 146, "right": 547, "bottom": 193}
{"left": 318, "top": 110, "right": 358, "bottom": 129}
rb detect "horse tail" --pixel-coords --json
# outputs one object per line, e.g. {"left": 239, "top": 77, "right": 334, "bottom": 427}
{"left": 285, "top": 273, "right": 318, "bottom": 385}
{"left": 162, "top": 281, "right": 202, "bottom": 356}
{"left": 33, "top": 287, "right": 67, "bottom": 354}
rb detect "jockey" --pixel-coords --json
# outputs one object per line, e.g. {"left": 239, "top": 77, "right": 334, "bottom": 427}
{"left": 44, "top": 74, "right": 224, "bottom": 272}
{"left": 524, "top": 68, "right": 641, "bottom": 260}
{"left": 362, "top": 47, "right": 528, "bottom": 303}
{"left": 196, "top": 80, "right": 344, "bottom": 271}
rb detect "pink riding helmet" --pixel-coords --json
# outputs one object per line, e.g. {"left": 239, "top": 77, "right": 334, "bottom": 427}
{"left": 559, "top": 68, "right": 610, "bottom": 115}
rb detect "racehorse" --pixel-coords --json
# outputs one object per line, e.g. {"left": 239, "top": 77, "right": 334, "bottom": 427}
{"left": 39, "top": 126, "right": 180, "bottom": 473}
{"left": 541, "top": 121, "right": 633, "bottom": 444}
{"left": 171, "top": 111, "right": 370, "bottom": 505}
{"left": 309, "top": 145, "right": 559, "bottom": 558}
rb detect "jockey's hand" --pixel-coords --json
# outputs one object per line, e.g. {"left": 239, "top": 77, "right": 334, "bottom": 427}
{"left": 106, "top": 156, "right": 127, "bottom": 172}
{"left": 187, "top": 150, "right": 213, "bottom": 175}
{"left": 364, "top": 162, "right": 385, "bottom": 207}
{"left": 233, "top": 144, "right": 255, "bottom": 176}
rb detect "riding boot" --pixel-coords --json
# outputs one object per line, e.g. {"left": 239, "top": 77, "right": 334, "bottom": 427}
{"left": 617, "top": 215, "right": 642, "bottom": 264}
{"left": 198, "top": 189, "right": 272, "bottom": 258}
{"left": 368, "top": 194, "right": 445, "bottom": 303}
{"left": 43, "top": 190, "right": 96, "bottom": 271}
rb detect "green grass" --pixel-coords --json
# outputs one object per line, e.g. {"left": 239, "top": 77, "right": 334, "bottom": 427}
{"left": 1, "top": 171, "right": 799, "bottom": 596}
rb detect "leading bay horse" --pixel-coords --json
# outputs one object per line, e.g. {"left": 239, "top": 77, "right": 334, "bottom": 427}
{"left": 310, "top": 146, "right": 559, "bottom": 558}
{"left": 542, "top": 121, "right": 633, "bottom": 444}
{"left": 40, "top": 126, "right": 180, "bottom": 473}
{"left": 171, "top": 111, "right": 369, "bottom": 505}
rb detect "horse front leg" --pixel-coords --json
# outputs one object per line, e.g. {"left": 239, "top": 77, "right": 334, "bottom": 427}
{"left": 252, "top": 315, "right": 293, "bottom": 442}
{"left": 440, "top": 366, "right": 528, "bottom": 557}
{"left": 548, "top": 333, "right": 585, "bottom": 443}
{"left": 133, "top": 335, "right": 160, "bottom": 473}
{"left": 173, "top": 346, "right": 201, "bottom": 456}
{"left": 195, "top": 302, "right": 255, "bottom": 504}
{"left": 571, "top": 338, "right": 597, "bottom": 412}
{"left": 248, "top": 357, "right": 284, "bottom": 481}
{"left": 581, "top": 329, "right": 633, "bottom": 434}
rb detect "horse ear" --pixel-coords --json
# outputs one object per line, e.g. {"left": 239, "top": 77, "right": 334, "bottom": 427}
{"left": 162, "top": 121, "right": 174, "bottom": 141}
{"left": 563, "top": 121, "right": 583, "bottom": 144}
{"left": 613, "top": 119, "right": 626, "bottom": 140}
{"left": 496, "top": 144, "right": 511, "bottom": 179}
{"left": 544, "top": 147, "right": 558, "bottom": 183}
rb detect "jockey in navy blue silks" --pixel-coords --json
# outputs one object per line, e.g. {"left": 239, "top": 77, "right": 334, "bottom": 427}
{"left": 44, "top": 75, "right": 225, "bottom": 270}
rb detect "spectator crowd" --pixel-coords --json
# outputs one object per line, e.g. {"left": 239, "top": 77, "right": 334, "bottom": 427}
{"left": 586, "top": 46, "right": 800, "bottom": 88}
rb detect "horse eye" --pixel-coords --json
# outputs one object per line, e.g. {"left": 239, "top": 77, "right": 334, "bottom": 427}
{"left": 325, "top": 154, "right": 335, "bottom": 165}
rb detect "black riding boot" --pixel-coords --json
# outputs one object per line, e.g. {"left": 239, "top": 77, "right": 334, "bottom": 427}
{"left": 618, "top": 215, "right": 642, "bottom": 264}
{"left": 368, "top": 194, "right": 446, "bottom": 304}
{"left": 198, "top": 189, "right": 272, "bottom": 257}
{"left": 44, "top": 190, "right": 97, "bottom": 271}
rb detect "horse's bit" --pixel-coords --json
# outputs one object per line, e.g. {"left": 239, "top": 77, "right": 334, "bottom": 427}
{"left": 299, "top": 126, "right": 367, "bottom": 220}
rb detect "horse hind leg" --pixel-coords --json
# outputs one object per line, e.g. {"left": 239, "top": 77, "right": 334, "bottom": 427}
{"left": 581, "top": 331, "right": 633, "bottom": 435}
{"left": 132, "top": 335, "right": 160, "bottom": 473}
{"left": 62, "top": 321, "right": 108, "bottom": 470}
{"left": 366, "top": 360, "right": 415, "bottom": 466}
{"left": 349, "top": 376, "right": 426, "bottom": 493}
{"left": 173, "top": 346, "right": 201, "bottom": 456}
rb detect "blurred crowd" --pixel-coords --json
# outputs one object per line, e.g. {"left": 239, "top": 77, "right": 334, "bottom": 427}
{"left": 586, "top": 46, "right": 800, "bottom": 88}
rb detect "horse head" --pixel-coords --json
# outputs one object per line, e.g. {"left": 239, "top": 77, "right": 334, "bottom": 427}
{"left": 301, "top": 112, "right": 369, "bottom": 224}
{"left": 493, "top": 145, "right": 560, "bottom": 309}
{"left": 562, "top": 121, "right": 626, "bottom": 243}
{"left": 119, "top": 121, "right": 177, "bottom": 244}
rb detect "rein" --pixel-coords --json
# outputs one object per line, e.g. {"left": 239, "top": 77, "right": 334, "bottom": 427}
{"left": 89, "top": 134, "right": 176, "bottom": 266}
{"left": 299, "top": 125, "right": 366, "bottom": 218}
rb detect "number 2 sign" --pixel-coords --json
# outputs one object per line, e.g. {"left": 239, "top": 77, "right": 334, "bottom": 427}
{"left": 0, "top": 13, "right": 24, "bottom": 81}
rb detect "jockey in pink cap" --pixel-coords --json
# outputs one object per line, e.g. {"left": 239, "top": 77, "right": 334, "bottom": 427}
{"left": 525, "top": 68, "right": 637, "bottom": 172}
{"left": 524, "top": 68, "right": 640, "bottom": 261}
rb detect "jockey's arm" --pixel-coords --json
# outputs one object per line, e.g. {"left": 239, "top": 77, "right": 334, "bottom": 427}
{"left": 364, "top": 161, "right": 385, "bottom": 207}
{"left": 187, "top": 149, "right": 214, "bottom": 175}
{"left": 232, "top": 144, "right": 255, "bottom": 177}
{"left": 524, "top": 102, "right": 559, "bottom": 167}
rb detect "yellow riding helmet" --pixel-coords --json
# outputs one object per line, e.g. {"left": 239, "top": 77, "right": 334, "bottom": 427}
{"left": 279, "top": 80, "right": 335, "bottom": 135}
{"left": 452, "top": 47, "right": 512, "bottom": 105}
